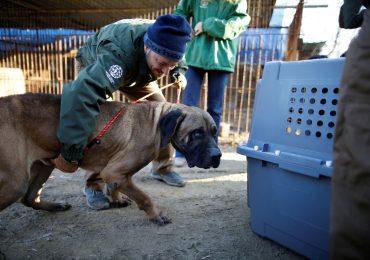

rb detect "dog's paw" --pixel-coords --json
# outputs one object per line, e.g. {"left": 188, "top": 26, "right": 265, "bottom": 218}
{"left": 53, "top": 203, "right": 72, "bottom": 211}
{"left": 111, "top": 198, "right": 132, "bottom": 208}
{"left": 109, "top": 193, "right": 133, "bottom": 208}
{"left": 150, "top": 214, "right": 172, "bottom": 226}
{"left": 29, "top": 201, "right": 71, "bottom": 212}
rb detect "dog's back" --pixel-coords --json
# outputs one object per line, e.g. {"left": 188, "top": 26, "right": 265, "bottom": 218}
{"left": 0, "top": 93, "right": 62, "bottom": 154}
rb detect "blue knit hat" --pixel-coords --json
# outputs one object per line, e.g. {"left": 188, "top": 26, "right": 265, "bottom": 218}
{"left": 144, "top": 14, "right": 192, "bottom": 61}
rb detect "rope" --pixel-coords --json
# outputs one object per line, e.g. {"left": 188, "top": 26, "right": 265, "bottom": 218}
{"left": 84, "top": 82, "right": 180, "bottom": 153}
{"left": 131, "top": 82, "right": 177, "bottom": 104}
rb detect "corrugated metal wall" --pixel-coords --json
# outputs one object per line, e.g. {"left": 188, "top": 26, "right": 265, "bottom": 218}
{"left": 0, "top": 1, "right": 291, "bottom": 143}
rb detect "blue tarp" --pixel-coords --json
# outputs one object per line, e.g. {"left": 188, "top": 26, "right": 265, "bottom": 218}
{"left": 0, "top": 28, "right": 95, "bottom": 52}
{"left": 0, "top": 27, "right": 288, "bottom": 65}
{"left": 238, "top": 28, "right": 289, "bottom": 64}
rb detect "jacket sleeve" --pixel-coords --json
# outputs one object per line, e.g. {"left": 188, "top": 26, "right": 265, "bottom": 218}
{"left": 174, "top": 0, "right": 193, "bottom": 21}
{"left": 57, "top": 41, "right": 127, "bottom": 160}
{"left": 339, "top": 0, "right": 366, "bottom": 29}
{"left": 202, "top": 0, "right": 250, "bottom": 40}
{"left": 80, "top": 40, "right": 127, "bottom": 96}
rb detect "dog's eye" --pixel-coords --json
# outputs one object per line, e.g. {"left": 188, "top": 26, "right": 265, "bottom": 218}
{"left": 211, "top": 125, "right": 217, "bottom": 135}
{"left": 190, "top": 129, "right": 204, "bottom": 140}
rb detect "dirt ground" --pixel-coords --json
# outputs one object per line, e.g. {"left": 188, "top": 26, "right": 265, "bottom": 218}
{"left": 0, "top": 144, "right": 304, "bottom": 260}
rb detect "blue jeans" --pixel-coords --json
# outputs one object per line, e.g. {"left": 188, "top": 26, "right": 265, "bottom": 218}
{"left": 176, "top": 66, "right": 230, "bottom": 158}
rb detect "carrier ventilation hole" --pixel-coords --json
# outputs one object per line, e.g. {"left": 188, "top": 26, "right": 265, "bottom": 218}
{"left": 288, "top": 86, "right": 338, "bottom": 140}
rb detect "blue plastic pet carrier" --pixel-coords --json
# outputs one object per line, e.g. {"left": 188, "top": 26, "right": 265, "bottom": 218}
{"left": 237, "top": 58, "right": 345, "bottom": 259}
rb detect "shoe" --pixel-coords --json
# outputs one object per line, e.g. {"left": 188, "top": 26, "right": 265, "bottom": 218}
{"left": 150, "top": 171, "right": 186, "bottom": 187}
{"left": 174, "top": 157, "right": 187, "bottom": 167}
{"left": 83, "top": 187, "right": 110, "bottom": 210}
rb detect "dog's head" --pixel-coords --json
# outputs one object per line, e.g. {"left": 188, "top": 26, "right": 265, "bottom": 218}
{"left": 159, "top": 106, "right": 222, "bottom": 168}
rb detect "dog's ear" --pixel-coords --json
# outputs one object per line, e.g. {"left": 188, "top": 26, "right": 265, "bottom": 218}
{"left": 159, "top": 109, "right": 185, "bottom": 148}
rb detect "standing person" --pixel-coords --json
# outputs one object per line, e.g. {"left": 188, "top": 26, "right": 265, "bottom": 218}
{"left": 173, "top": 0, "right": 250, "bottom": 166}
{"left": 330, "top": 8, "right": 370, "bottom": 259}
{"left": 52, "top": 14, "right": 193, "bottom": 210}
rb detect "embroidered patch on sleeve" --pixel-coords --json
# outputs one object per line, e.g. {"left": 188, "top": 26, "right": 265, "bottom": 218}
{"left": 106, "top": 64, "right": 123, "bottom": 84}
{"left": 109, "top": 65, "right": 123, "bottom": 78}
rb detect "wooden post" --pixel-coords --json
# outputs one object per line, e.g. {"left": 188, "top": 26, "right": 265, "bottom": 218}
{"left": 286, "top": 0, "right": 304, "bottom": 61}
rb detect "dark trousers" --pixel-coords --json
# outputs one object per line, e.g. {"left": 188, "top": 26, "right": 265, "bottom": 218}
{"left": 176, "top": 66, "right": 230, "bottom": 158}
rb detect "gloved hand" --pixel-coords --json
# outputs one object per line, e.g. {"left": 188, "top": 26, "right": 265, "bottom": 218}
{"left": 171, "top": 71, "right": 187, "bottom": 90}
{"left": 51, "top": 154, "right": 79, "bottom": 173}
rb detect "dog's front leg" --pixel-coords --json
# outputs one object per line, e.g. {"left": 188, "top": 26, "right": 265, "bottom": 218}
{"left": 104, "top": 174, "right": 171, "bottom": 226}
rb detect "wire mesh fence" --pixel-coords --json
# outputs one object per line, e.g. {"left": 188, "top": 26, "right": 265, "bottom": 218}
{"left": 0, "top": 1, "right": 290, "bottom": 143}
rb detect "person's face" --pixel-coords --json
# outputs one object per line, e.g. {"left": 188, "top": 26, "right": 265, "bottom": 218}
{"left": 144, "top": 45, "right": 178, "bottom": 78}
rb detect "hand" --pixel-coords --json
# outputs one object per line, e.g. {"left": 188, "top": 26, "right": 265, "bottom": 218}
{"left": 51, "top": 154, "right": 79, "bottom": 173}
{"left": 194, "top": 22, "right": 203, "bottom": 36}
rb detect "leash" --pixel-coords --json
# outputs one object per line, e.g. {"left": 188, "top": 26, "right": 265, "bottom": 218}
{"left": 84, "top": 82, "right": 181, "bottom": 153}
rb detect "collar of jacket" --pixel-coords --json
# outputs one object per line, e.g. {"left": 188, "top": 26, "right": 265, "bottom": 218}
{"left": 138, "top": 38, "right": 155, "bottom": 83}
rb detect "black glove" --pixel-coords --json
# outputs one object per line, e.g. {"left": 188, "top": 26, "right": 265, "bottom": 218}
{"left": 171, "top": 71, "right": 182, "bottom": 82}
{"left": 171, "top": 72, "right": 187, "bottom": 89}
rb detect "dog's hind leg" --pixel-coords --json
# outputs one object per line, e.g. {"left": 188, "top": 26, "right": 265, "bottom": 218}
{"left": 21, "top": 160, "right": 71, "bottom": 211}
{"left": 0, "top": 173, "right": 28, "bottom": 211}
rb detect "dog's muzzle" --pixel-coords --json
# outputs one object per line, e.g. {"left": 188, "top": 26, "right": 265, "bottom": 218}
{"left": 186, "top": 147, "right": 222, "bottom": 169}
{"left": 209, "top": 147, "right": 222, "bottom": 168}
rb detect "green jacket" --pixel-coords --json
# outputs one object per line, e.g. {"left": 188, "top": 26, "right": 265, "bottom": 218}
{"left": 57, "top": 19, "right": 185, "bottom": 161}
{"left": 76, "top": 19, "right": 156, "bottom": 92}
{"left": 175, "top": 0, "right": 250, "bottom": 72}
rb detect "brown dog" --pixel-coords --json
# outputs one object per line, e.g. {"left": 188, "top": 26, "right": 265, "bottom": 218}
{"left": 0, "top": 93, "right": 222, "bottom": 225}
